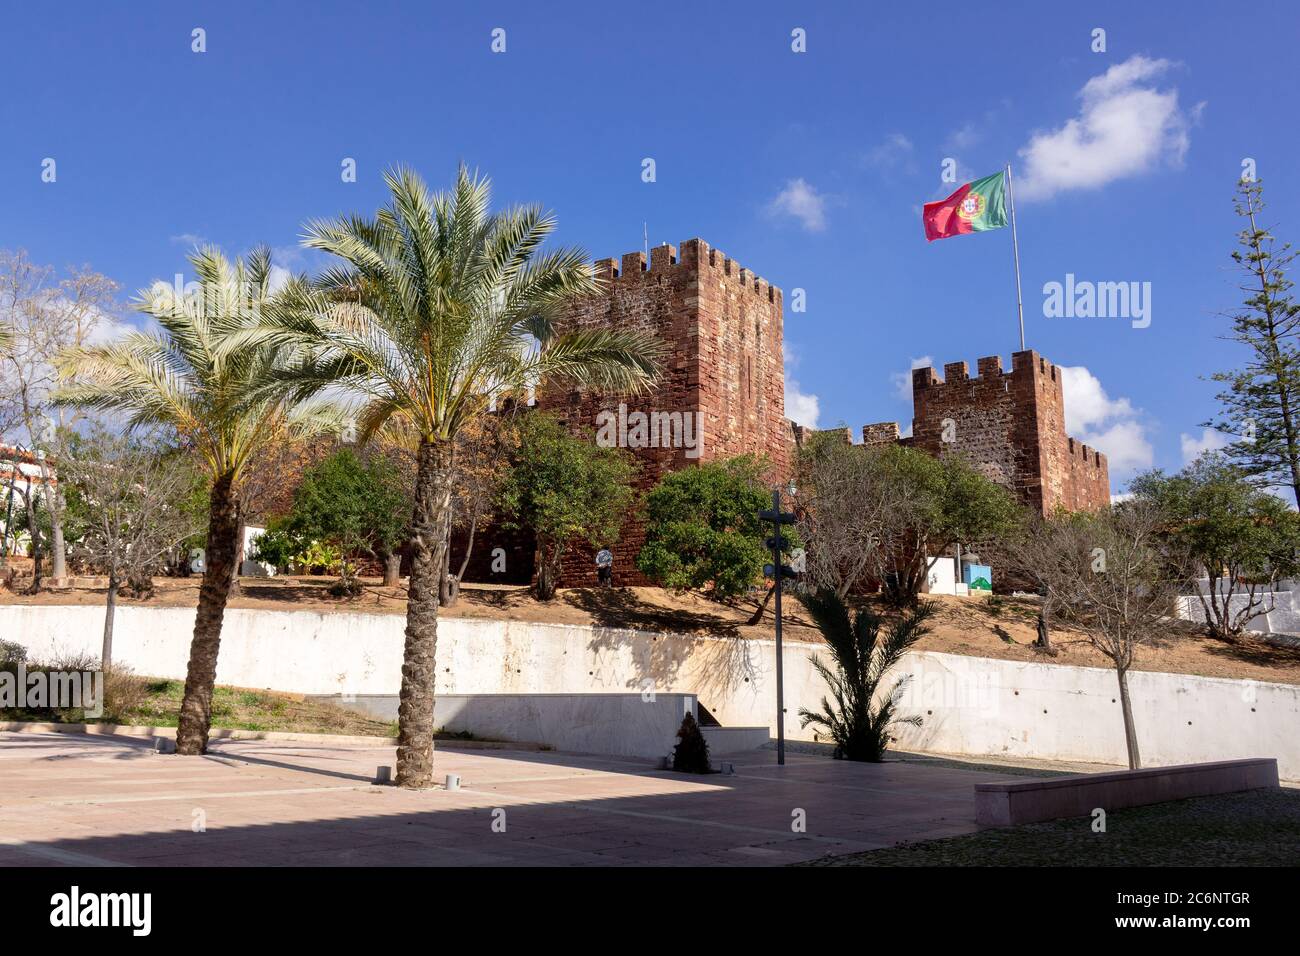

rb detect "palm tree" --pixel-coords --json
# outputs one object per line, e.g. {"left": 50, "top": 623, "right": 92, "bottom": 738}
{"left": 54, "top": 247, "right": 328, "bottom": 754}
{"left": 797, "top": 589, "right": 934, "bottom": 761}
{"left": 245, "top": 166, "right": 664, "bottom": 788}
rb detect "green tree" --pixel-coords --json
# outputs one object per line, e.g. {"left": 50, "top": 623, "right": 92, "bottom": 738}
{"left": 637, "top": 455, "right": 773, "bottom": 602}
{"left": 243, "top": 167, "right": 663, "bottom": 788}
{"left": 1130, "top": 454, "right": 1300, "bottom": 641}
{"left": 878, "top": 445, "right": 1021, "bottom": 607}
{"left": 53, "top": 247, "right": 330, "bottom": 755}
{"left": 1204, "top": 179, "right": 1300, "bottom": 506}
{"left": 278, "top": 448, "right": 409, "bottom": 592}
{"left": 498, "top": 413, "right": 637, "bottom": 600}
{"left": 798, "top": 589, "right": 934, "bottom": 761}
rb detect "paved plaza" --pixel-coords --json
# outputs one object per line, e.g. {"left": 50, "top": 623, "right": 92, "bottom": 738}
{"left": 0, "top": 731, "right": 1025, "bottom": 866}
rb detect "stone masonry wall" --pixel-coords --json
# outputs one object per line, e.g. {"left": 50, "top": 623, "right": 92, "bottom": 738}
{"left": 532, "top": 238, "right": 788, "bottom": 587}
{"left": 910, "top": 349, "right": 1110, "bottom": 513}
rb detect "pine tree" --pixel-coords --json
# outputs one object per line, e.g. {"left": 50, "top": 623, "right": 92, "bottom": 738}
{"left": 1204, "top": 178, "right": 1300, "bottom": 506}
{"left": 671, "top": 712, "right": 712, "bottom": 773}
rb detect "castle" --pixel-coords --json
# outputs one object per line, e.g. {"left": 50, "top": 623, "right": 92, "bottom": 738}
{"left": 537, "top": 239, "right": 790, "bottom": 587}
{"left": 795, "top": 351, "right": 1111, "bottom": 515}
{"left": 465, "top": 237, "right": 1110, "bottom": 587}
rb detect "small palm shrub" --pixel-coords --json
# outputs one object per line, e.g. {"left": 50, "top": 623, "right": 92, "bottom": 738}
{"left": 672, "top": 711, "right": 712, "bottom": 773}
{"left": 798, "top": 589, "right": 934, "bottom": 761}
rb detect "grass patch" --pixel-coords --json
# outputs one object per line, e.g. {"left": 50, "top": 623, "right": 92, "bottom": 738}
{"left": 101, "top": 678, "right": 401, "bottom": 737}
{"left": 799, "top": 788, "right": 1300, "bottom": 866}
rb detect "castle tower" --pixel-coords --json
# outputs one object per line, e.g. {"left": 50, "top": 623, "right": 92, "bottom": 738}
{"left": 536, "top": 238, "right": 788, "bottom": 586}
{"left": 909, "top": 350, "right": 1110, "bottom": 513}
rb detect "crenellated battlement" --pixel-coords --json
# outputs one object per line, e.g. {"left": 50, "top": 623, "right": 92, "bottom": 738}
{"left": 907, "top": 349, "right": 1110, "bottom": 511}
{"left": 592, "top": 238, "right": 781, "bottom": 303}
{"left": 1067, "top": 437, "right": 1105, "bottom": 468}
{"left": 913, "top": 350, "right": 1065, "bottom": 391}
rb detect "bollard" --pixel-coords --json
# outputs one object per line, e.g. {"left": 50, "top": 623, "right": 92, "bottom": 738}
{"left": 374, "top": 765, "right": 392, "bottom": 785}
{"left": 154, "top": 737, "right": 176, "bottom": 754}
{"left": 444, "top": 773, "right": 461, "bottom": 791}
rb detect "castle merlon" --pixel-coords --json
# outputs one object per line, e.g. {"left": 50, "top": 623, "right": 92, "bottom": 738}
{"left": 591, "top": 238, "right": 781, "bottom": 303}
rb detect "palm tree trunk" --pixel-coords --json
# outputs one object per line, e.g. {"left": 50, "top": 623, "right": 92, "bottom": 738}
{"left": 101, "top": 571, "right": 118, "bottom": 669}
{"left": 175, "top": 473, "right": 240, "bottom": 755}
{"left": 1115, "top": 665, "right": 1141, "bottom": 770}
{"left": 396, "top": 439, "right": 455, "bottom": 788}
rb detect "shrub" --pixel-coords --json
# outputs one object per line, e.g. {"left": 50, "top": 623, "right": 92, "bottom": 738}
{"left": 798, "top": 589, "right": 934, "bottom": 761}
{"left": 100, "top": 666, "right": 149, "bottom": 724}
{"left": 671, "top": 711, "right": 712, "bottom": 773}
{"left": 637, "top": 455, "right": 773, "bottom": 600}
{"left": 0, "top": 651, "right": 147, "bottom": 725}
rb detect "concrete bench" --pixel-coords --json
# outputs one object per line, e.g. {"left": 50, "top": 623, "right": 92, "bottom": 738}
{"left": 974, "top": 757, "right": 1280, "bottom": 827}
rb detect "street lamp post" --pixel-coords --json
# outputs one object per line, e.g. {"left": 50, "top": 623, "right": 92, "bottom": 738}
{"left": 760, "top": 482, "right": 797, "bottom": 766}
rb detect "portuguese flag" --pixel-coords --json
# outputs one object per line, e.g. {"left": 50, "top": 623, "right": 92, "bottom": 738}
{"left": 923, "top": 171, "right": 1009, "bottom": 242}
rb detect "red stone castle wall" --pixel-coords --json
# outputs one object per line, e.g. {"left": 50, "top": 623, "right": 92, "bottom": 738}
{"left": 903, "top": 349, "right": 1110, "bottom": 513}
{"left": 533, "top": 238, "right": 788, "bottom": 587}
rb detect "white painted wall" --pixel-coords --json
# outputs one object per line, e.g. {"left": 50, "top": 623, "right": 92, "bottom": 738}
{"left": 240, "top": 525, "right": 275, "bottom": 578}
{"left": 4, "top": 603, "right": 1296, "bottom": 779}
{"left": 922, "top": 557, "right": 956, "bottom": 595}
{"left": 436, "top": 693, "right": 697, "bottom": 759}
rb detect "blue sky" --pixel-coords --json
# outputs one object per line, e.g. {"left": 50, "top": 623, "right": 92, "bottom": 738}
{"left": 4, "top": 0, "right": 1299, "bottom": 492}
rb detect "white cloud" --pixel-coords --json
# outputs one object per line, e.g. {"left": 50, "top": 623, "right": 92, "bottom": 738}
{"left": 785, "top": 379, "right": 820, "bottom": 428}
{"left": 267, "top": 265, "right": 294, "bottom": 294}
{"left": 891, "top": 355, "right": 933, "bottom": 402}
{"left": 85, "top": 309, "right": 136, "bottom": 345}
{"left": 783, "top": 345, "right": 819, "bottom": 428}
{"left": 1180, "top": 427, "right": 1230, "bottom": 464}
{"left": 1017, "top": 55, "right": 1198, "bottom": 202}
{"left": 169, "top": 233, "right": 208, "bottom": 248}
{"left": 767, "top": 178, "right": 828, "bottom": 232}
{"left": 946, "top": 123, "right": 981, "bottom": 152}
{"left": 864, "top": 133, "right": 914, "bottom": 171}
{"left": 1059, "top": 365, "right": 1152, "bottom": 476}
{"left": 1058, "top": 365, "right": 1135, "bottom": 432}
{"left": 1078, "top": 420, "right": 1152, "bottom": 475}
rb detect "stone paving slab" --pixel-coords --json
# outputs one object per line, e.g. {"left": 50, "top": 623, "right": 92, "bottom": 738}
{"left": 0, "top": 730, "right": 1022, "bottom": 867}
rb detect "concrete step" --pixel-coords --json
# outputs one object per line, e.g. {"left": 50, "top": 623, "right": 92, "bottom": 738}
{"left": 702, "top": 726, "right": 770, "bottom": 754}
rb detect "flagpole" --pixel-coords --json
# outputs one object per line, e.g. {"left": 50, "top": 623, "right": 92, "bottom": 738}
{"left": 1006, "top": 163, "right": 1026, "bottom": 351}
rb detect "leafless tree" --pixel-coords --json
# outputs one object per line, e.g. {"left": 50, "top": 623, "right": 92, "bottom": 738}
{"left": 1000, "top": 510, "right": 1076, "bottom": 654}
{"left": 796, "top": 434, "right": 893, "bottom": 599}
{"left": 1035, "top": 501, "right": 1186, "bottom": 769}
{"left": 60, "top": 426, "right": 202, "bottom": 667}
{"left": 0, "top": 249, "right": 120, "bottom": 583}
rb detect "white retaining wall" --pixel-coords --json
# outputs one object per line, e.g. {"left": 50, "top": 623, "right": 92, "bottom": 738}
{"left": 434, "top": 693, "right": 698, "bottom": 759}
{"left": 3, "top": 602, "right": 1296, "bottom": 778}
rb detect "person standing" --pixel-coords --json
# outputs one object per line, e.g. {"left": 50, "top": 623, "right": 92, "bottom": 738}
{"left": 595, "top": 546, "right": 613, "bottom": 589}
